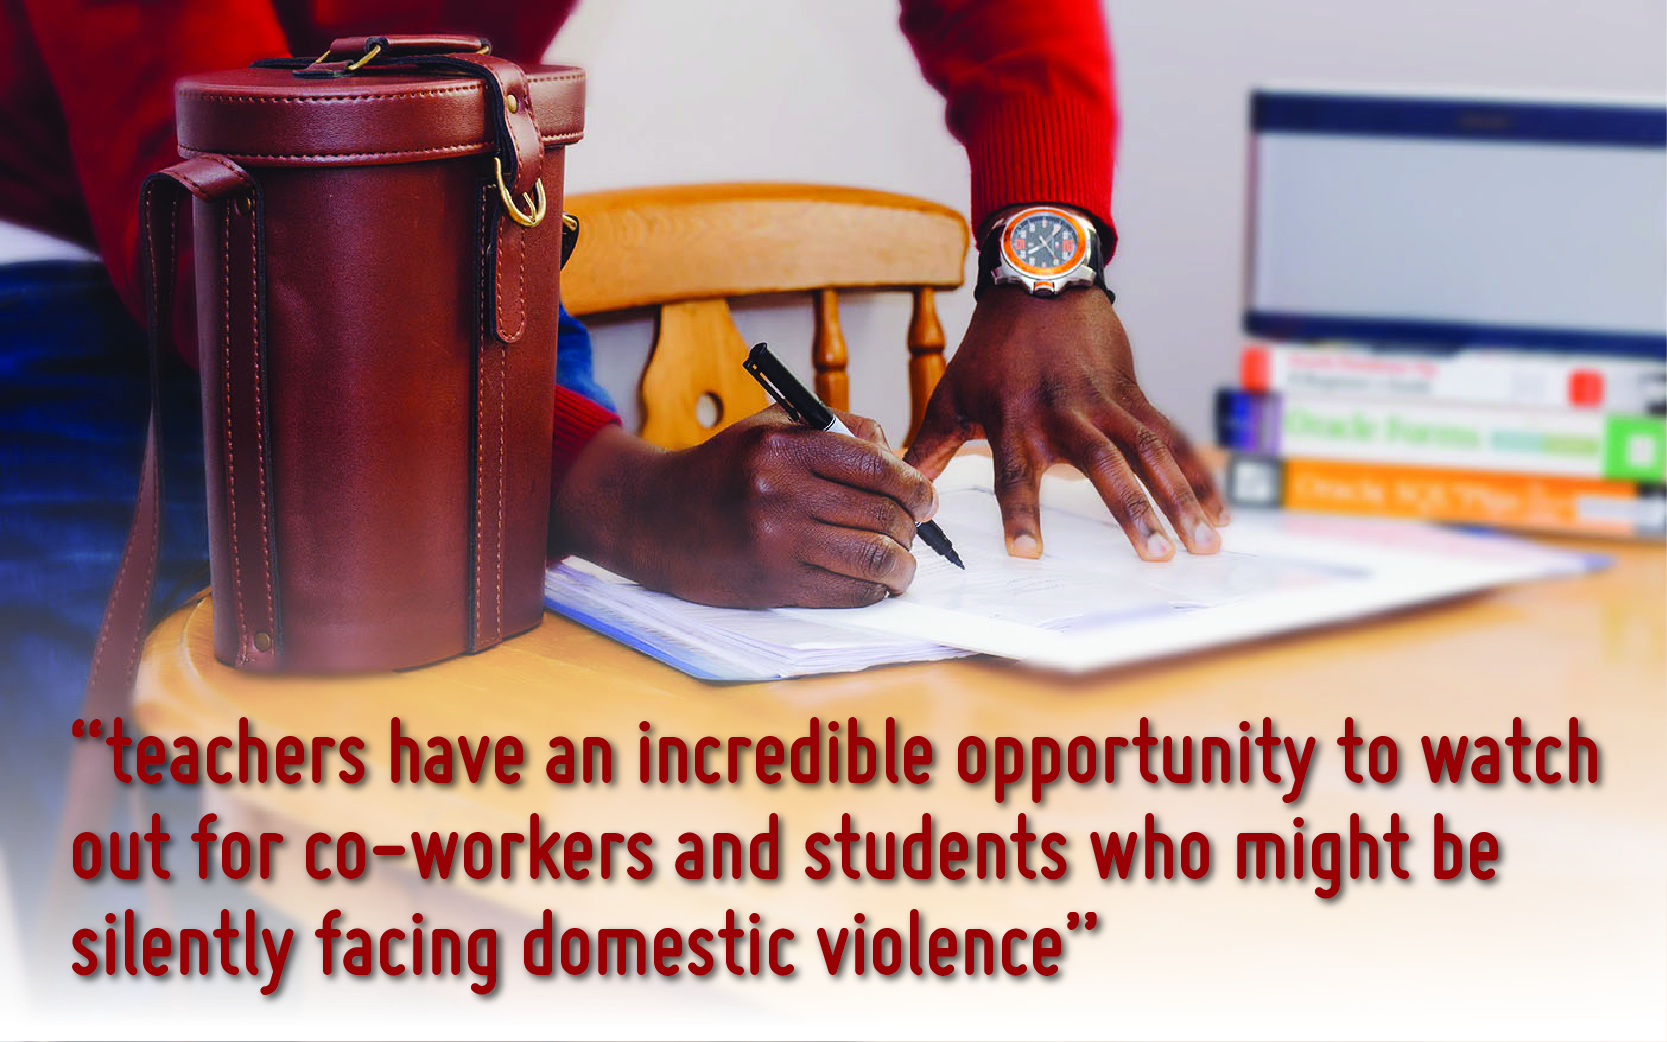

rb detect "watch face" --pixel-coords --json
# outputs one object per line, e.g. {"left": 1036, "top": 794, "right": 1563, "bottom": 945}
{"left": 1001, "top": 208, "right": 1089, "bottom": 277}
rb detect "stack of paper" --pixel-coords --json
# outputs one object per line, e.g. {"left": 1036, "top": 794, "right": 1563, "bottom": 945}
{"left": 545, "top": 456, "right": 1594, "bottom": 681}
{"left": 546, "top": 559, "right": 968, "bottom": 681}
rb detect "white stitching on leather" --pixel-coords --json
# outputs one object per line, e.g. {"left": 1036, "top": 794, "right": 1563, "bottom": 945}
{"left": 246, "top": 203, "right": 277, "bottom": 653}
{"left": 222, "top": 205, "right": 248, "bottom": 656}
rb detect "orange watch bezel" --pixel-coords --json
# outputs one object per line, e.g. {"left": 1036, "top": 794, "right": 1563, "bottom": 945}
{"left": 999, "top": 206, "right": 1091, "bottom": 278}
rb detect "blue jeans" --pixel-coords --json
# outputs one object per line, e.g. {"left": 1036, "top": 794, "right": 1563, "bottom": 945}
{"left": 0, "top": 260, "right": 610, "bottom": 933}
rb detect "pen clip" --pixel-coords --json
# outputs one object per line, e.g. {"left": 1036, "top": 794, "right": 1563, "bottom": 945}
{"left": 743, "top": 345, "right": 809, "bottom": 425}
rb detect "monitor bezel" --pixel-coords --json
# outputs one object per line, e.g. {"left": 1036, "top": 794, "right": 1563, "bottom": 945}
{"left": 1243, "top": 89, "right": 1667, "bottom": 359}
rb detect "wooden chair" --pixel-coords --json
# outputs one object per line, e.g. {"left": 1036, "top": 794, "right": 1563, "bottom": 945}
{"left": 560, "top": 183, "right": 968, "bottom": 449}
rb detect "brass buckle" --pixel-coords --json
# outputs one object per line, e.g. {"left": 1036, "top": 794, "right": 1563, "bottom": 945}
{"left": 493, "top": 157, "right": 547, "bottom": 228}
{"left": 310, "top": 41, "right": 382, "bottom": 71}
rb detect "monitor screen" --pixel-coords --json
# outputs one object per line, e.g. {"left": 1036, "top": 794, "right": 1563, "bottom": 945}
{"left": 1245, "top": 91, "right": 1667, "bottom": 358}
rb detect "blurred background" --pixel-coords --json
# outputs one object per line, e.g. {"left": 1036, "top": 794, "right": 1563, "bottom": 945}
{"left": 551, "top": 0, "right": 1666, "bottom": 442}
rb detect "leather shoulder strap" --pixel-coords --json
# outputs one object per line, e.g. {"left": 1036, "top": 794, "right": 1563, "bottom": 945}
{"left": 50, "top": 156, "right": 255, "bottom": 925}
{"left": 84, "top": 157, "right": 253, "bottom": 714}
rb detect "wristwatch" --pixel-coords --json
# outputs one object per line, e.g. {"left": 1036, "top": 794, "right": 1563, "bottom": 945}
{"left": 976, "top": 205, "right": 1113, "bottom": 299}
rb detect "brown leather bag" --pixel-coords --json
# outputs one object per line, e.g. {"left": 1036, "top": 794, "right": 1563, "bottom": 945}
{"left": 89, "top": 35, "right": 584, "bottom": 704}
{"left": 45, "top": 37, "right": 584, "bottom": 930}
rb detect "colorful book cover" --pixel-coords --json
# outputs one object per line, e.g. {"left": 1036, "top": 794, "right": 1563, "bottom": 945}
{"left": 1240, "top": 342, "right": 1667, "bottom": 413}
{"left": 1216, "top": 389, "right": 1667, "bottom": 482}
{"left": 1226, "top": 454, "right": 1666, "bottom": 538}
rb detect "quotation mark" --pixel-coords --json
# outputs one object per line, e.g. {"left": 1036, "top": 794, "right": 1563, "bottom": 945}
{"left": 1065, "top": 912, "right": 1098, "bottom": 931}
{"left": 73, "top": 718, "right": 105, "bottom": 738}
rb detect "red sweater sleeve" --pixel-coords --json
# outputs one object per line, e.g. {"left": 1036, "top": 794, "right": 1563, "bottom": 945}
{"left": 898, "top": 0, "right": 1117, "bottom": 243}
{"left": 550, "top": 387, "right": 620, "bottom": 492}
{"left": 18, "top": 0, "right": 290, "bottom": 322}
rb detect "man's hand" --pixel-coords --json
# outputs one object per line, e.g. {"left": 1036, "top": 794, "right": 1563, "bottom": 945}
{"left": 550, "top": 407, "right": 937, "bottom": 608}
{"left": 906, "top": 286, "right": 1227, "bottom": 561}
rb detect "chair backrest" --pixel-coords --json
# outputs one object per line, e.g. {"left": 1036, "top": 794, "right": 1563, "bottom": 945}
{"left": 562, "top": 183, "right": 968, "bottom": 449}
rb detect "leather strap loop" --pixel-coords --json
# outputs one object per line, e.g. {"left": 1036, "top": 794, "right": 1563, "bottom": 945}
{"left": 53, "top": 155, "right": 262, "bottom": 929}
{"left": 391, "top": 52, "right": 547, "bottom": 344}
{"left": 327, "top": 34, "right": 489, "bottom": 59}
{"left": 473, "top": 180, "right": 513, "bottom": 649}
{"left": 83, "top": 157, "right": 257, "bottom": 709}
{"left": 407, "top": 54, "right": 544, "bottom": 198}
{"left": 205, "top": 172, "right": 282, "bottom": 670}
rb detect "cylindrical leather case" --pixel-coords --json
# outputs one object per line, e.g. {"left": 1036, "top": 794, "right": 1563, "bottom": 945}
{"left": 164, "top": 36, "right": 584, "bottom": 672}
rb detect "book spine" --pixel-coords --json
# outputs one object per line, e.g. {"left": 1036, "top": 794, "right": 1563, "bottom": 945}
{"left": 1214, "top": 390, "right": 1667, "bottom": 482}
{"left": 1240, "top": 343, "right": 1667, "bottom": 413}
{"left": 1225, "top": 454, "right": 1666, "bottom": 538}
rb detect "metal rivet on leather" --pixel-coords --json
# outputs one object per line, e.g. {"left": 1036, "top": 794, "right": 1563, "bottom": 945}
{"left": 506, "top": 94, "right": 519, "bottom": 114}
{"left": 252, "top": 631, "right": 273, "bottom": 652}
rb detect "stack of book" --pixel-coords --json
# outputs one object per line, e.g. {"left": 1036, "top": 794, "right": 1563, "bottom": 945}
{"left": 1218, "top": 343, "right": 1667, "bottom": 538}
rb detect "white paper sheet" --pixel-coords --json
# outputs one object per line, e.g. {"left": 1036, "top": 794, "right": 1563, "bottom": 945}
{"left": 546, "top": 456, "right": 1592, "bottom": 680}
{"left": 797, "top": 456, "right": 1593, "bottom": 671}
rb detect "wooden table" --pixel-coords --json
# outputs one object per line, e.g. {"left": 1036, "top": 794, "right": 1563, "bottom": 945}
{"left": 132, "top": 536, "right": 1666, "bottom": 1035}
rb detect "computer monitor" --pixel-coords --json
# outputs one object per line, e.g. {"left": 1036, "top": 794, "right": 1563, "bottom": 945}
{"left": 1245, "top": 90, "right": 1667, "bottom": 359}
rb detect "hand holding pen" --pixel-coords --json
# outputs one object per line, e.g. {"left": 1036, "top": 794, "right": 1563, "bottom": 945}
{"left": 549, "top": 376, "right": 941, "bottom": 609}
{"left": 744, "top": 343, "right": 963, "bottom": 570}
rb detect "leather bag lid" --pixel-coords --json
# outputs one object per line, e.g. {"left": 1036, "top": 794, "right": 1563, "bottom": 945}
{"left": 175, "top": 64, "right": 584, "bottom": 168}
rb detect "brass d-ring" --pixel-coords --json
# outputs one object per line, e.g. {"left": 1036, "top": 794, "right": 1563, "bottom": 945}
{"left": 493, "top": 156, "right": 547, "bottom": 228}
{"left": 345, "top": 42, "right": 383, "bottom": 71}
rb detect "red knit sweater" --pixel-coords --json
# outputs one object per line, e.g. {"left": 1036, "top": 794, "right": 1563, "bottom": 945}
{"left": 0, "top": 0, "right": 1117, "bottom": 475}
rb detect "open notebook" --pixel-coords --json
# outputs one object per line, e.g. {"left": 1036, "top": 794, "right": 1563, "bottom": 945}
{"left": 545, "top": 455, "right": 1594, "bottom": 681}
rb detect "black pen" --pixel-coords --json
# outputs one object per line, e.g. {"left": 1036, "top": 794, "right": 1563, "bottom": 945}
{"left": 743, "top": 343, "right": 964, "bottom": 570}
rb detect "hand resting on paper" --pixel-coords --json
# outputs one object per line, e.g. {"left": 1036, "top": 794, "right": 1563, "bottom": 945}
{"left": 906, "top": 285, "right": 1228, "bottom": 562}
{"left": 548, "top": 406, "right": 937, "bottom": 608}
